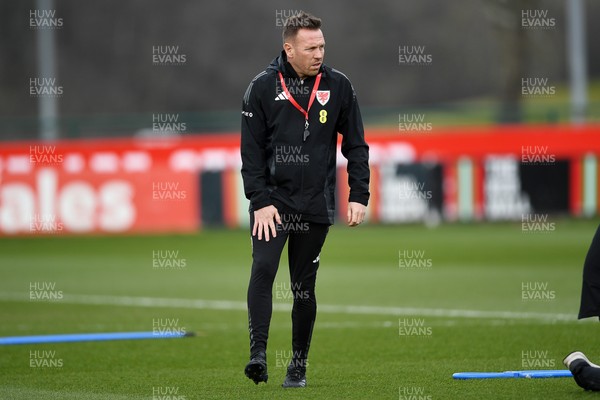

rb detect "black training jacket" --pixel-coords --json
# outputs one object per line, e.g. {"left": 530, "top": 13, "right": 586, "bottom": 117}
{"left": 241, "top": 51, "right": 370, "bottom": 225}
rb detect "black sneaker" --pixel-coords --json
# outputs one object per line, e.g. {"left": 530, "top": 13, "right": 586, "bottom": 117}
{"left": 245, "top": 351, "right": 268, "bottom": 384}
{"left": 564, "top": 351, "right": 600, "bottom": 369}
{"left": 563, "top": 351, "right": 600, "bottom": 391}
{"left": 282, "top": 364, "right": 306, "bottom": 388}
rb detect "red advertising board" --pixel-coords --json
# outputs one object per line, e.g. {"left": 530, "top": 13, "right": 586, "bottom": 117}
{"left": 0, "top": 137, "right": 210, "bottom": 235}
{"left": 1, "top": 124, "right": 599, "bottom": 235}
{"left": 0, "top": 166, "right": 198, "bottom": 235}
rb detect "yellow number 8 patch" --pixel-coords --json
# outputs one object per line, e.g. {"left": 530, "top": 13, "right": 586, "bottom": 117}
{"left": 319, "top": 110, "right": 327, "bottom": 124}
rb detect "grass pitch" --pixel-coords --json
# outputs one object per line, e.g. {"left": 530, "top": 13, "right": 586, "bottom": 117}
{"left": 0, "top": 219, "right": 598, "bottom": 399}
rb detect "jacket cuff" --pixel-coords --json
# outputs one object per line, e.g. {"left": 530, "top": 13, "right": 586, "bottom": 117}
{"left": 348, "top": 192, "right": 369, "bottom": 207}
{"left": 251, "top": 198, "right": 273, "bottom": 211}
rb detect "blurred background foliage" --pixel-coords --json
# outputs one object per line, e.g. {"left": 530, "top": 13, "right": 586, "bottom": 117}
{"left": 1, "top": 0, "right": 599, "bottom": 140}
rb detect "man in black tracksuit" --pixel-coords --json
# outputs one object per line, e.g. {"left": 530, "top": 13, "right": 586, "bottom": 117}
{"left": 240, "top": 11, "right": 369, "bottom": 388}
{"left": 562, "top": 225, "right": 600, "bottom": 391}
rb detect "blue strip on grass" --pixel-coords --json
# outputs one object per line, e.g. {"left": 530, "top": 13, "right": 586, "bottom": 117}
{"left": 453, "top": 370, "right": 572, "bottom": 379}
{"left": 0, "top": 331, "right": 191, "bottom": 345}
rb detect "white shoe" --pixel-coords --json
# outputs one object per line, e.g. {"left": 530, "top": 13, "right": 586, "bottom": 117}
{"left": 563, "top": 351, "right": 600, "bottom": 369}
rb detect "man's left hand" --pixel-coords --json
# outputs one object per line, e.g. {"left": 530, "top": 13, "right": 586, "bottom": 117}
{"left": 347, "top": 202, "right": 366, "bottom": 227}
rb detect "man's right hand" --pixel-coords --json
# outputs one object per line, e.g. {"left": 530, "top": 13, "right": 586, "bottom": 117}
{"left": 252, "top": 205, "right": 281, "bottom": 242}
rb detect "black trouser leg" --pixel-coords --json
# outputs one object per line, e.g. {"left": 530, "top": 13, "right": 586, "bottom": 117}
{"left": 247, "top": 216, "right": 288, "bottom": 356}
{"left": 579, "top": 224, "right": 600, "bottom": 319}
{"left": 571, "top": 360, "right": 600, "bottom": 391}
{"left": 287, "top": 222, "right": 329, "bottom": 367}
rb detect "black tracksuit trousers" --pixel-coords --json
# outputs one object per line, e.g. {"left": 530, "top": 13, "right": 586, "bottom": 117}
{"left": 247, "top": 214, "right": 329, "bottom": 365}
{"left": 579, "top": 224, "right": 600, "bottom": 319}
{"left": 569, "top": 224, "right": 600, "bottom": 391}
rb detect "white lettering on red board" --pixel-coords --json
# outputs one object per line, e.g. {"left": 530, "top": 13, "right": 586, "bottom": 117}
{"left": 0, "top": 168, "right": 136, "bottom": 234}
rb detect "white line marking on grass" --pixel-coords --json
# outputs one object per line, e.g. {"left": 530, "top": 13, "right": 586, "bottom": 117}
{"left": 0, "top": 292, "right": 581, "bottom": 322}
{"left": 192, "top": 321, "right": 398, "bottom": 331}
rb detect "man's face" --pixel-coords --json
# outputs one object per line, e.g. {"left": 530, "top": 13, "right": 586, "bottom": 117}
{"left": 284, "top": 29, "right": 325, "bottom": 79}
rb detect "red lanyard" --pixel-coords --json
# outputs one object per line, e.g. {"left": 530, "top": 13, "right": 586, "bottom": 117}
{"left": 277, "top": 71, "right": 322, "bottom": 141}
